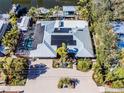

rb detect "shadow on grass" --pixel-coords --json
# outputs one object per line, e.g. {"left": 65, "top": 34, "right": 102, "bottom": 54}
{"left": 28, "top": 63, "right": 48, "bottom": 79}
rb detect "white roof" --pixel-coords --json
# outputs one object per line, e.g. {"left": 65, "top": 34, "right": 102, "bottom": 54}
{"left": 30, "top": 20, "right": 94, "bottom": 58}
{"left": 0, "top": 20, "right": 8, "bottom": 40}
{"left": 17, "top": 16, "right": 30, "bottom": 31}
{"left": 63, "top": 6, "right": 76, "bottom": 12}
{"left": 0, "top": 14, "right": 9, "bottom": 19}
{"left": 54, "top": 20, "right": 87, "bottom": 29}
{"left": 0, "top": 20, "right": 7, "bottom": 30}
{"left": 0, "top": 20, "right": 4, "bottom": 30}
{"left": 112, "top": 21, "right": 124, "bottom": 34}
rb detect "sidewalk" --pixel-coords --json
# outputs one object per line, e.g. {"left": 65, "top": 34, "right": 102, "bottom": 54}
{"left": 0, "top": 86, "right": 24, "bottom": 91}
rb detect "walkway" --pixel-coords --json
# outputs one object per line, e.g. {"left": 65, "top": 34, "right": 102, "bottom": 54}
{"left": 24, "top": 59, "right": 100, "bottom": 93}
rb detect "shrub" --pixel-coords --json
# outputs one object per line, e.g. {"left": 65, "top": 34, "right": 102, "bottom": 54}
{"left": 111, "top": 80, "right": 124, "bottom": 88}
{"left": 52, "top": 59, "right": 73, "bottom": 68}
{"left": 52, "top": 59, "right": 59, "bottom": 68}
{"left": 57, "top": 77, "right": 78, "bottom": 89}
{"left": 92, "top": 71, "right": 104, "bottom": 86}
{"left": 67, "top": 62, "right": 73, "bottom": 68}
{"left": 77, "top": 59, "right": 92, "bottom": 72}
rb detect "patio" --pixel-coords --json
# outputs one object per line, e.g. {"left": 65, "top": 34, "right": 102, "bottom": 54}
{"left": 24, "top": 59, "right": 99, "bottom": 93}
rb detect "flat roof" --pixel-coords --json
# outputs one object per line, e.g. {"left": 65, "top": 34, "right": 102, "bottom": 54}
{"left": 63, "top": 6, "right": 76, "bottom": 12}
{"left": 18, "top": 16, "right": 30, "bottom": 31}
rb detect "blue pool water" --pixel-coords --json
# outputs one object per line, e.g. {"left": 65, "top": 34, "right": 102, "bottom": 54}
{"left": 117, "top": 41, "right": 124, "bottom": 48}
{"left": 67, "top": 48, "right": 78, "bottom": 54}
{"left": 117, "top": 34, "right": 124, "bottom": 38}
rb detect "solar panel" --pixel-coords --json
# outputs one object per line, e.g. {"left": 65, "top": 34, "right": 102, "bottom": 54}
{"left": 51, "top": 35, "right": 76, "bottom": 46}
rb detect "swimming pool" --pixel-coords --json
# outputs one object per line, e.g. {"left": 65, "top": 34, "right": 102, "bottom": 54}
{"left": 117, "top": 41, "right": 124, "bottom": 48}
{"left": 117, "top": 34, "right": 124, "bottom": 38}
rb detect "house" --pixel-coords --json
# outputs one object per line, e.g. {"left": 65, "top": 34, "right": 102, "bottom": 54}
{"left": 29, "top": 20, "right": 94, "bottom": 58}
{"left": 11, "top": 4, "right": 27, "bottom": 17}
{"left": 17, "top": 16, "right": 30, "bottom": 32}
{"left": 112, "top": 21, "right": 124, "bottom": 48}
{"left": 63, "top": 6, "right": 77, "bottom": 17}
{"left": 0, "top": 14, "right": 9, "bottom": 20}
{"left": 0, "top": 20, "right": 8, "bottom": 40}
{"left": 0, "top": 20, "right": 9, "bottom": 56}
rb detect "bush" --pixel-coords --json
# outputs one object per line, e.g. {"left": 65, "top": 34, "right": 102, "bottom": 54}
{"left": 52, "top": 59, "right": 73, "bottom": 68}
{"left": 67, "top": 62, "right": 73, "bottom": 68}
{"left": 77, "top": 59, "right": 92, "bottom": 72}
{"left": 57, "top": 77, "right": 78, "bottom": 89}
{"left": 52, "top": 59, "right": 59, "bottom": 68}
{"left": 111, "top": 80, "right": 124, "bottom": 88}
{"left": 92, "top": 71, "right": 104, "bottom": 86}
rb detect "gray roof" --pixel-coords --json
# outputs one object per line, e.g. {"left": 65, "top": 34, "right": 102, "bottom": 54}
{"left": 30, "top": 20, "right": 94, "bottom": 58}
{"left": 32, "top": 23, "right": 44, "bottom": 49}
{"left": 0, "top": 23, "right": 8, "bottom": 40}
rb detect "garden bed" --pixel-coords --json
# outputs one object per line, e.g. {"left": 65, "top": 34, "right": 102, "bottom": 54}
{"left": 57, "top": 77, "right": 79, "bottom": 89}
{"left": 76, "top": 59, "right": 92, "bottom": 72}
{"left": 52, "top": 59, "right": 74, "bottom": 68}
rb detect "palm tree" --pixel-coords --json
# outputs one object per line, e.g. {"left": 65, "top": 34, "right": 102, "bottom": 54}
{"left": 9, "top": 16, "right": 17, "bottom": 26}
{"left": 0, "top": 57, "right": 28, "bottom": 85}
{"left": 52, "top": 6, "right": 61, "bottom": 19}
{"left": 56, "top": 43, "right": 67, "bottom": 62}
{"left": 28, "top": 7, "right": 38, "bottom": 22}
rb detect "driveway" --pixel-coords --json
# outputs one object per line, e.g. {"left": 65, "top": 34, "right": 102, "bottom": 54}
{"left": 24, "top": 59, "right": 100, "bottom": 93}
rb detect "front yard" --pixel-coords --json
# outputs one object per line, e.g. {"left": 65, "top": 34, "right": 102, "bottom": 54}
{"left": 24, "top": 59, "right": 99, "bottom": 93}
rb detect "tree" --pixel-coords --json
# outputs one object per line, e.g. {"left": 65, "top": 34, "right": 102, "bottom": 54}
{"left": 0, "top": 57, "right": 28, "bottom": 85}
{"left": 110, "top": 0, "right": 124, "bottom": 20}
{"left": 77, "top": 6, "right": 89, "bottom": 20}
{"left": 77, "top": 59, "right": 92, "bottom": 72}
{"left": 56, "top": 43, "right": 67, "bottom": 62}
{"left": 77, "top": 0, "right": 92, "bottom": 20}
{"left": 9, "top": 16, "right": 17, "bottom": 26}
{"left": 2, "top": 26, "right": 19, "bottom": 55}
{"left": 28, "top": 7, "right": 38, "bottom": 22}
{"left": 28, "top": 7, "right": 38, "bottom": 17}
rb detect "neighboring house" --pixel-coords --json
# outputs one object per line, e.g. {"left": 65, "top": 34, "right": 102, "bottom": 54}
{"left": 30, "top": 20, "right": 94, "bottom": 58}
{"left": 0, "top": 20, "right": 8, "bottom": 40}
{"left": 112, "top": 21, "right": 124, "bottom": 48}
{"left": 63, "top": 6, "right": 77, "bottom": 17}
{"left": 17, "top": 16, "right": 30, "bottom": 32}
{"left": 11, "top": 4, "right": 27, "bottom": 17}
{"left": 0, "top": 14, "right": 9, "bottom": 20}
{"left": 0, "top": 20, "right": 9, "bottom": 56}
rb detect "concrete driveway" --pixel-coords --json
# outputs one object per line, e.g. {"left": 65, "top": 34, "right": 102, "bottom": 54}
{"left": 24, "top": 59, "right": 100, "bottom": 93}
